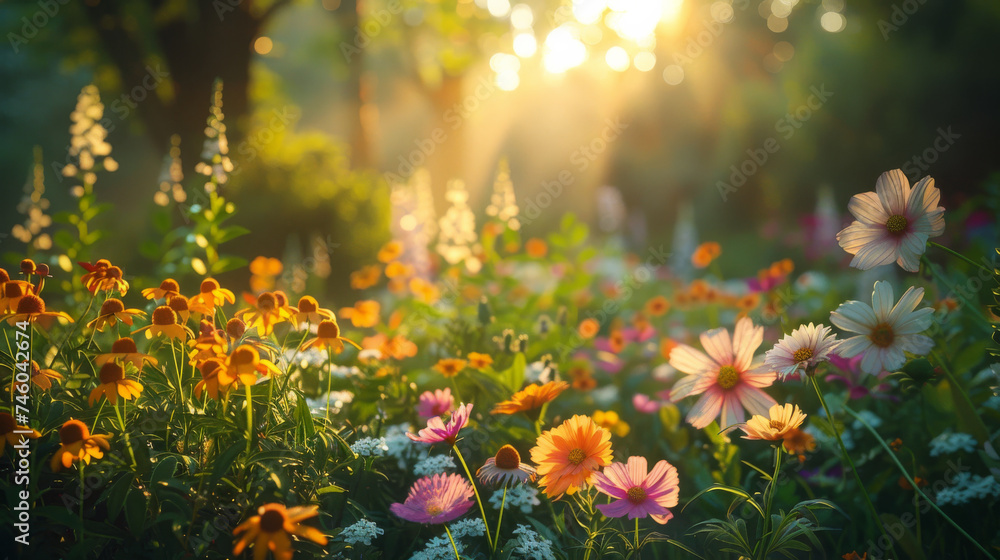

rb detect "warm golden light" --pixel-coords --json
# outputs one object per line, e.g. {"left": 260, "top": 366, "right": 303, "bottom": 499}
{"left": 254, "top": 36, "right": 273, "bottom": 55}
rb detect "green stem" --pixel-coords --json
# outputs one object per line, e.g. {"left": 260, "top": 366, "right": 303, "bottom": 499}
{"left": 324, "top": 350, "right": 335, "bottom": 426}
{"left": 114, "top": 400, "right": 137, "bottom": 469}
{"left": 928, "top": 241, "right": 991, "bottom": 274}
{"left": 810, "top": 376, "right": 896, "bottom": 558}
{"left": 845, "top": 405, "right": 997, "bottom": 560}
{"left": 453, "top": 445, "right": 494, "bottom": 552}
{"left": 759, "top": 446, "right": 782, "bottom": 560}
{"left": 78, "top": 461, "right": 86, "bottom": 542}
{"left": 245, "top": 382, "right": 254, "bottom": 456}
{"left": 634, "top": 517, "right": 640, "bottom": 552}
{"left": 493, "top": 485, "right": 507, "bottom": 555}
{"left": 444, "top": 524, "right": 461, "bottom": 560}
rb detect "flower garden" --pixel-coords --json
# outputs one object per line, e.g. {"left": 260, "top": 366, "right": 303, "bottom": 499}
{"left": 3, "top": 4, "right": 1000, "bottom": 559}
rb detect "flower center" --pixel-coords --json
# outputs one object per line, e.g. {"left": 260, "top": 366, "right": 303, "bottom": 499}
{"left": 5, "top": 282, "right": 26, "bottom": 297}
{"left": 168, "top": 295, "right": 189, "bottom": 313}
{"left": 199, "top": 359, "right": 223, "bottom": 379}
{"left": 274, "top": 291, "right": 289, "bottom": 308}
{"left": 567, "top": 448, "right": 586, "bottom": 465}
{"left": 869, "top": 323, "right": 895, "bottom": 348}
{"left": 494, "top": 445, "right": 521, "bottom": 469}
{"left": 717, "top": 366, "right": 739, "bottom": 390}
{"left": 227, "top": 318, "right": 246, "bottom": 339}
{"left": 297, "top": 297, "right": 318, "bottom": 313}
{"left": 20, "top": 259, "right": 36, "bottom": 275}
{"left": 792, "top": 347, "right": 813, "bottom": 363}
{"left": 107, "top": 266, "right": 123, "bottom": 280}
{"left": 95, "top": 259, "right": 111, "bottom": 270}
{"left": 885, "top": 214, "right": 908, "bottom": 235}
{"left": 99, "top": 362, "right": 125, "bottom": 384}
{"left": 316, "top": 320, "right": 340, "bottom": 339}
{"left": 425, "top": 503, "right": 444, "bottom": 517}
{"left": 200, "top": 279, "right": 220, "bottom": 294}
{"left": 259, "top": 509, "right": 286, "bottom": 532}
{"left": 151, "top": 306, "right": 177, "bottom": 326}
{"left": 769, "top": 419, "right": 786, "bottom": 431}
{"left": 159, "top": 279, "right": 180, "bottom": 292}
{"left": 59, "top": 420, "right": 89, "bottom": 445}
{"left": 111, "top": 337, "right": 139, "bottom": 353}
{"left": 626, "top": 486, "right": 647, "bottom": 504}
{"left": 100, "top": 299, "right": 125, "bottom": 315}
{"left": 16, "top": 294, "right": 45, "bottom": 314}
{"left": 231, "top": 345, "right": 259, "bottom": 366}
{"left": 257, "top": 292, "right": 276, "bottom": 311}
{"left": 0, "top": 269, "right": 10, "bottom": 284}
{"left": 0, "top": 413, "right": 15, "bottom": 433}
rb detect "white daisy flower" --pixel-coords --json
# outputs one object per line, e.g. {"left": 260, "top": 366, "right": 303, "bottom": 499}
{"left": 764, "top": 323, "right": 840, "bottom": 380}
{"left": 836, "top": 169, "right": 945, "bottom": 272}
{"left": 830, "top": 281, "right": 934, "bottom": 375}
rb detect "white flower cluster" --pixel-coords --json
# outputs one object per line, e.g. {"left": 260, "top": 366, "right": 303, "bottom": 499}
{"left": 448, "top": 517, "right": 486, "bottom": 539}
{"left": 935, "top": 472, "right": 1000, "bottom": 506}
{"left": 509, "top": 525, "right": 556, "bottom": 560}
{"left": 384, "top": 423, "right": 419, "bottom": 468}
{"left": 413, "top": 454, "right": 457, "bottom": 477}
{"left": 350, "top": 437, "right": 389, "bottom": 457}
{"left": 338, "top": 518, "right": 383, "bottom": 546}
{"left": 409, "top": 535, "right": 463, "bottom": 560}
{"left": 929, "top": 431, "right": 977, "bottom": 456}
{"left": 850, "top": 410, "right": 882, "bottom": 431}
{"left": 284, "top": 347, "right": 328, "bottom": 368}
{"left": 306, "top": 390, "right": 354, "bottom": 417}
{"left": 490, "top": 485, "right": 540, "bottom": 514}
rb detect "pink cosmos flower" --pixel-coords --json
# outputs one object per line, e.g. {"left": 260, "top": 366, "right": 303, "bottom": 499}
{"left": 763, "top": 323, "right": 840, "bottom": 380}
{"left": 633, "top": 394, "right": 661, "bottom": 414}
{"left": 390, "top": 473, "right": 475, "bottom": 524}
{"left": 836, "top": 169, "right": 945, "bottom": 272}
{"left": 668, "top": 317, "right": 777, "bottom": 430}
{"left": 416, "top": 388, "right": 454, "bottom": 420}
{"left": 408, "top": 403, "right": 472, "bottom": 446}
{"left": 592, "top": 456, "right": 679, "bottom": 524}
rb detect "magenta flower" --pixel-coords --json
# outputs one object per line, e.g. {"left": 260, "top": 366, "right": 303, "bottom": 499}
{"left": 592, "top": 456, "right": 679, "bottom": 524}
{"left": 390, "top": 473, "right": 475, "bottom": 524}
{"left": 633, "top": 394, "right": 661, "bottom": 414}
{"left": 416, "top": 388, "right": 454, "bottom": 420}
{"left": 408, "top": 403, "right": 472, "bottom": 446}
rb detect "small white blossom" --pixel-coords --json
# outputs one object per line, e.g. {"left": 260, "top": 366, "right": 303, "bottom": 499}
{"left": 414, "top": 454, "right": 457, "bottom": 477}
{"left": 448, "top": 518, "right": 486, "bottom": 539}
{"left": 350, "top": 437, "right": 389, "bottom": 457}
{"left": 338, "top": 519, "right": 384, "bottom": 546}
{"left": 409, "top": 535, "right": 463, "bottom": 560}
{"left": 929, "top": 431, "right": 977, "bottom": 456}
{"left": 510, "top": 525, "right": 556, "bottom": 560}
{"left": 490, "top": 485, "right": 540, "bottom": 514}
{"left": 935, "top": 472, "right": 1000, "bottom": 506}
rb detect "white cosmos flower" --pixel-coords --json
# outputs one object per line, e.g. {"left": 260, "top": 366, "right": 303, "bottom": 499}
{"left": 836, "top": 169, "right": 945, "bottom": 272}
{"left": 764, "top": 323, "right": 840, "bottom": 380}
{"left": 830, "top": 281, "right": 934, "bottom": 375}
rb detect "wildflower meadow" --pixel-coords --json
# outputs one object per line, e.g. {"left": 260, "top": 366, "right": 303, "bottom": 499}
{"left": 2, "top": 2, "right": 999, "bottom": 560}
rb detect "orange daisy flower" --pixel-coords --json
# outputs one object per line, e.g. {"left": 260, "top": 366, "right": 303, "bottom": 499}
{"left": 492, "top": 381, "right": 569, "bottom": 415}
{"left": 30, "top": 361, "right": 63, "bottom": 390}
{"left": 193, "top": 358, "right": 230, "bottom": 400}
{"left": 0, "top": 412, "right": 40, "bottom": 455}
{"left": 300, "top": 319, "right": 361, "bottom": 355}
{"left": 409, "top": 277, "right": 440, "bottom": 304}
{"left": 187, "top": 322, "right": 229, "bottom": 363}
{"left": 362, "top": 333, "right": 418, "bottom": 360}
{"left": 167, "top": 294, "right": 192, "bottom": 324}
{"left": 525, "top": 238, "right": 548, "bottom": 258}
{"left": 782, "top": 428, "right": 817, "bottom": 456}
{"left": 292, "top": 296, "right": 334, "bottom": 326}
{"left": 645, "top": 296, "right": 671, "bottom": 317}
{"left": 50, "top": 418, "right": 111, "bottom": 471}
{"left": 434, "top": 358, "right": 467, "bottom": 378}
{"left": 691, "top": 241, "right": 722, "bottom": 268}
{"left": 340, "top": 300, "right": 380, "bottom": 328}
{"left": 86, "top": 298, "right": 146, "bottom": 331}
{"left": 592, "top": 410, "right": 630, "bottom": 437}
{"left": 385, "top": 261, "right": 414, "bottom": 279}
{"left": 377, "top": 240, "right": 403, "bottom": 263}
{"left": 187, "top": 278, "right": 236, "bottom": 315}
{"left": 477, "top": 444, "right": 536, "bottom": 486}
{"left": 232, "top": 503, "right": 328, "bottom": 560}
{"left": 133, "top": 306, "right": 193, "bottom": 341}
{"left": 236, "top": 291, "right": 293, "bottom": 336}
{"left": 141, "top": 278, "right": 182, "bottom": 301}
{"left": 95, "top": 337, "right": 159, "bottom": 370}
{"left": 88, "top": 362, "right": 143, "bottom": 405}
{"left": 222, "top": 344, "right": 281, "bottom": 387}
{"left": 350, "top": 265, "right": 382, "bottom": 290}
{"left": 83, "top": 263, "right": 129, "bottom": 295}
{"left": 1, "top": 280, "right": 34, "bottom": 312}
{"left": 5, "top": 294, "right": 73, "bottom": 330}
{"left": 735, "top": 293, "right": 761, "bottom": 313}
{"left": 530, "top": 415, "right": 614, "bottom": 498}
{"left": 578, "top": 318, "right": 600, "bottom": 339}
{"left": 466, "top": 352, "right": 493, "bottom": 370}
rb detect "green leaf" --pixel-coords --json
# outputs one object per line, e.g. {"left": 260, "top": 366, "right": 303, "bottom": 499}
{"left": 151, "top": 455, "right": 179, "bottom": 484}
{"left": 103, "top": 473, "right": 134, "bottom": 520}
{"left": 211, "top": 441, "right": 244, "bottom": 482}
{"left": 211, "top": 256, "right": 248, "bottom": 274}
{"left": 216, "top": 225, "right": 251, "bottom": 244}
{"left": 317, "top": 484, "right": 346, "bottom": 494}
{"left": 124, "top": 489, "right": 146, "bottom": 535}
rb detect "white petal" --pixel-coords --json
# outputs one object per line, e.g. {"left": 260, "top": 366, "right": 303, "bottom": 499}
{"left": 837, "top": 223, "right": 886, "bottom": 255}
{"left": 669, "top": 344, "right": 714, "bottom": 375}
{"left": 700, "top": 326, "right": 734, "bottom": 367}
{"left": 850, "top": 237, "right": 899, "bottom": 270}
{"left": 871, "top": 281, "right": 895, "bottom": 320}
{"left": 897, "top": 334, "right": 934, "bottom": 356}
{"left": 732, "top": 317, "right": 763, "bottom": 372}
{"left": 875, "top": 169, "right": 910, "bottom": 216}
{"left": 835, "top": 335, "right": 872, "bottom": 358}
{"left": 830, "top": 301, "right": 876, "bottom": 333}
{"left": 859, "top": 347, "right": 884, "bottom": 374}
{"left": 887, "top": 286, "right": 925, "bottom": 325}
{"left": 848, "top": 192, "right": 889, "bottom": 225}
{"left": 907, "top": 176, "right": 940, "bottom": 217}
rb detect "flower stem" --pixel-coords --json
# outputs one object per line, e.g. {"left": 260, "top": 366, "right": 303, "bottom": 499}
{"left": 810, "top": 375, "right": 896, "bottom": 559}
{"left": 758, "top": 445, "right": 782, "bottom": 560}
{"left": 845, "top": 405, "right": 997, "bottom": 560}
{"left": 453, "top": 445, "right": 494, "bottom": 551}
{"left": 493, "top": 485, "right": 507, "bottom": 555}
{"left": 634, "top": 517, "right": 640, "bottom": 551}
{"left": 444, "top": 524, "right": 461, "bottom": 560}
{"left": 78, "top": 461, "right": 86, "bottom": 542}
{"left": 114, "top": 399, "right": 137, "bottom": 469}
{"left": 324, "top": 350, "right": 334, "bottom": 426}
{"left": 245, "top": 382, "right": 254, "bottom": 456}
{"left": 928, "top": 241, "right": 991, "bottom": 274}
